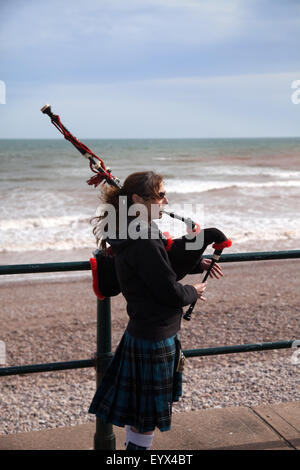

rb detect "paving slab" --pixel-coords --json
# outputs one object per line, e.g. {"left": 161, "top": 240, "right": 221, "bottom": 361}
{"left": 251, "top": 402, "right": 300, "bottom": 450}
{"left": 152, "top": 406, "right": 292, "bottom": 450}
{"left": 0, "top": 423, "right": 95, "bottom": 451}
{"left": 0, "top": 402, "right": 298, "bottom": 451}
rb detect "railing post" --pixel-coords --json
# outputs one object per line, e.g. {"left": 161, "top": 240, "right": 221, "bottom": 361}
{"left": 93, "top": 297, "right": 116, "bottom": 450}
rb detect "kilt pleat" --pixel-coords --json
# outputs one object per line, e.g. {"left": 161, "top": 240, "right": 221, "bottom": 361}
{"left": 88, "top": 330, "right": 182, "bottom": 432}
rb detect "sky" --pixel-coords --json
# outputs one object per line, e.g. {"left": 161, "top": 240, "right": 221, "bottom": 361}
{"left": 0, "top": 0, "right": 299, "bottom": 138}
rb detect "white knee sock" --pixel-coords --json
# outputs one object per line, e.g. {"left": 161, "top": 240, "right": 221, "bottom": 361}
{"left": 125, "top": 425, "right": 154, "bottom": 450}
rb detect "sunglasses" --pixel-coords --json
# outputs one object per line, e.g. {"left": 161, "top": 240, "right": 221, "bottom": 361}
{"left": 157, "top": 191, "right": 166, "bottom": 199}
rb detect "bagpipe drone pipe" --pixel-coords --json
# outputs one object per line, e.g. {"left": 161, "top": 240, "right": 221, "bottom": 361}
{"left": 41, "top": 104, "right": 232, "bottom": 320}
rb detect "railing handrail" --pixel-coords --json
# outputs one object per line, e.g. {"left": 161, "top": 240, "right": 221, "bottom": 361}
{"left": 0, "top": 340, "right": 296, "bottom": 377}
{"left": 0, "top": 250, "right": 300, "bottom": 275}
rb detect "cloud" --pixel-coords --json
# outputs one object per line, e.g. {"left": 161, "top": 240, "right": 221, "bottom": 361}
{"left": 1, "top": 71, "right": 299, "bottom": 138}
{"left": 1, "top": 0, "right": 300, "bottom": 137}
{"left": 0, "top": 0, "right": 243, "bottom": 52}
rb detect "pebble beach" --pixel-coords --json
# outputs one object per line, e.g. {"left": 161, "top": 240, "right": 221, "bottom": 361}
{"left": 1, "top": 137, "right": 299, "bottom": 435}
{"left": 1, "top": 257, "right": 299, "bottom": 435}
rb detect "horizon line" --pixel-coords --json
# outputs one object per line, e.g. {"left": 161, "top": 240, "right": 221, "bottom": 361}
{"left": 1, "top": 136, "right": 300, "bottom": 140}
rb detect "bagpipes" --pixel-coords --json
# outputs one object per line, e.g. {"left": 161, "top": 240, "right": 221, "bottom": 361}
{"left": 41, "top": 104, "right": 232, "bottom": 320}
{"left": 40, "top": 104, "right": 122, "bottom": 190}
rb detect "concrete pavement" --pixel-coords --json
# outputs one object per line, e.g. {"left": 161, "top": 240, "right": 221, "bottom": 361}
{"left": 0, "top": 401, "right": 299, "bottom": 451}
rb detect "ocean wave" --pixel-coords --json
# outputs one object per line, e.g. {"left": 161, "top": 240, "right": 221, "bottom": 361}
{"left": 191, "top": 165, "right": 300, "bottom": 179}
{"left": 165, "top": 179, "right": 300, "bottom": 194}
{"left": 0, "top": 215, "right": 95, "bottom": 252}
{"left": 1, "top": 222, "right": 299, "bottom": 254}
{"left": 0, "top": 215, "right": 90, "bottom": 230}
{"left": 0, "top": 238, "right": 95, "bottom": 253}
{"left": 230, "top": 229, "right": 300, "bottom": 244}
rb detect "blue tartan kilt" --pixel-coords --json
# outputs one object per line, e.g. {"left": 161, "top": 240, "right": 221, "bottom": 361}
{"left": 88, "top": 330, "right": 182, "bottom": 433}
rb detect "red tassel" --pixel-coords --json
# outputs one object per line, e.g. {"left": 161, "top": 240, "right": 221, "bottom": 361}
{"left": 90, "top": 257, "right": 105, "bottom": 300}
{"left": 187, "top": 222, "right": 201, "bottom": 235}
{"left": 87, "top": 173, "right": 107, "bottom": 188}
{"left": 212, "top": 239, "right": 232, "bottom": 251}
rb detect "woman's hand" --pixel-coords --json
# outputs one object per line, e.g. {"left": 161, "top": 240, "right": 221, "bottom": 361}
{"left": 193, "top": 282, "right": 207, "bottom": 301}
{"left": 201, "top": 258, "right": 224, "bottom": 279}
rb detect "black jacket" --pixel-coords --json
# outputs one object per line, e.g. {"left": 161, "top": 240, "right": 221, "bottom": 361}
{"left": 108, "top": 221, "right": 198, "bottom": 341}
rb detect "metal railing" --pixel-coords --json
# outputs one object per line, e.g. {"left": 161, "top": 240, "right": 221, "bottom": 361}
{"left": 0, "top": 249, "right": 299, "bottom": 449}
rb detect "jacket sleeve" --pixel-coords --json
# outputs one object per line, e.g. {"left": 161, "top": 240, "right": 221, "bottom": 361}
{"left": 188, "top": 260, "right": 204, "bottom": 274}
{"left": 133, "top": 237, "right": 198, "bottom": 308}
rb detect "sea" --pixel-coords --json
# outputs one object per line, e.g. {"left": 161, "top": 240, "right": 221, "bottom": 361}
{"left": 1, "top": 138, "right": 300, "bottom": 280}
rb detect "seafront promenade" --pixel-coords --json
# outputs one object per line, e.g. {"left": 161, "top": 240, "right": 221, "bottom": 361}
{"left": 0, "top": 401, "right": 299, "bottom": 450}
{"left": 1, "top": 258, "right": 299, "bottom": 451}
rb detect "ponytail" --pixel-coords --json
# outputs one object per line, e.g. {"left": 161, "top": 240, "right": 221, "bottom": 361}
{"left": 90, "top": 171, "right": 163, "bottom": 253}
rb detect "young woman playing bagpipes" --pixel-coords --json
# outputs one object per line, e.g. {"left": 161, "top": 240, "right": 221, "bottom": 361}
{"left": 40, "top": 106, "right": 231, "bottom": 451}
{"left": 88, "top": 171, "right": 226, "bottom": 451}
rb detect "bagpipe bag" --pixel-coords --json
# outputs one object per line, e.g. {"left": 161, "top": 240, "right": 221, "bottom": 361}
{"left": 90, "top": 227, "right": 228, "bottom": 299}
